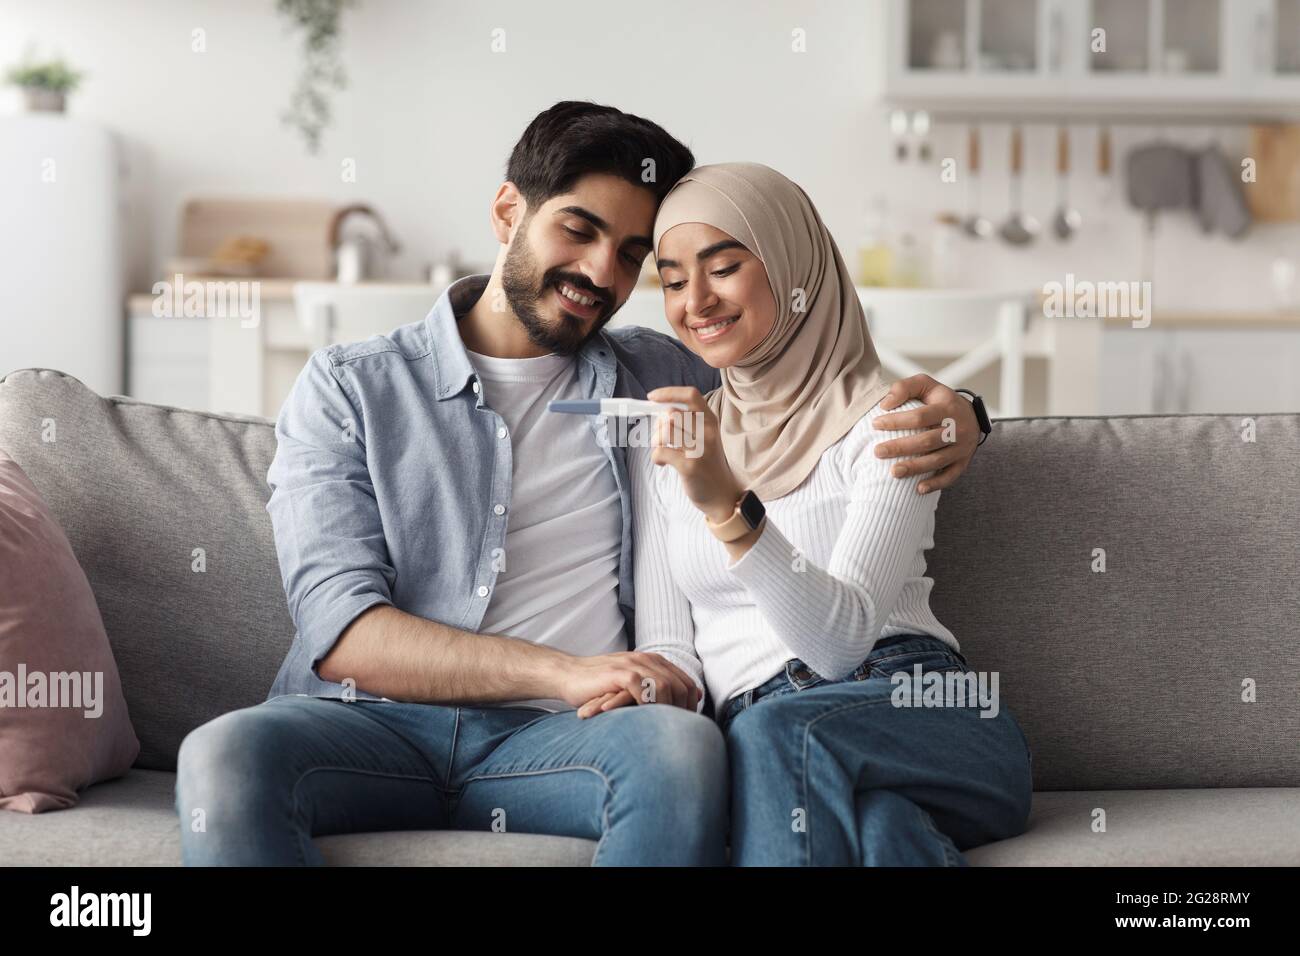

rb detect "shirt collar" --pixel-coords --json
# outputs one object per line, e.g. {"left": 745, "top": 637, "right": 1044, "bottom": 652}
{"left": 426, "top": 273, "right": 617, "bottom": 400}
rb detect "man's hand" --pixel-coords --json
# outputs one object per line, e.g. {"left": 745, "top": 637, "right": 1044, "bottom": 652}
{"left": 554, "top": 651, "right": 701, "bottom": 714}
{"left": 872, "top": 374, "right": 981, "bottom": 495}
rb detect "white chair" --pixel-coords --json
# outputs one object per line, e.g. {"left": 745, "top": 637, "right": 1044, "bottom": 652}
{"left": 856, "top": 288, "right": 1037, "bottom": 418}
{"left": 292, "top": 282, "right": 444, "bottom": 351}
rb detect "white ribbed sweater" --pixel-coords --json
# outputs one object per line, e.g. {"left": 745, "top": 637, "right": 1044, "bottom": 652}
{"left": 630, "top": 399, "right": 958, "bottom": 713}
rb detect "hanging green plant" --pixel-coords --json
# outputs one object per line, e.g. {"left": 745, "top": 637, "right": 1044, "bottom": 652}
{"left": 276, "top": 0, "right": 357, "bottom": 154}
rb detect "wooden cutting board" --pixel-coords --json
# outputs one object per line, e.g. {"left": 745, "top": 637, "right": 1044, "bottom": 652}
{"left": 1246, "top": 125, "right": 1300, "bottom": 222}
{"left": 177, "top": 198, "right": 337, "bottom": 277}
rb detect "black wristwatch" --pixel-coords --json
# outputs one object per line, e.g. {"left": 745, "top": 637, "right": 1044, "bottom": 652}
{"left": 705, "top": 490, "right": 766, "bottom": 543}
{"left": 954, "top": 389, "right": 992, "bottom": 446}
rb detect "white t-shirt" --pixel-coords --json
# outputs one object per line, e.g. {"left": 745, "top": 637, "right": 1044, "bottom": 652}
{"left": 466, "top": 348, "right": 627, "bottom": 710}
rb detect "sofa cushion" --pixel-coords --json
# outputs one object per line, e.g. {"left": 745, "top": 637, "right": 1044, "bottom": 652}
{"left": 0, "top": 451, "right": 140, "bottom": 811}
{"left": 964, "top": 787, "right": 1300, "bottom": 866}
{"left": 0, "top": 769, "right": 597, "bottom": 866}
{"left": 3, "top": 768, "right": 1293, "bottom": 866}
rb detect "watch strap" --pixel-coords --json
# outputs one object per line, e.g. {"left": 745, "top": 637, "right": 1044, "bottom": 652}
{"left": 955, "top": 388, "right": 992, "bottom": 445}
{"left": 705, "top": 491, "right": 764, "bottom": 542}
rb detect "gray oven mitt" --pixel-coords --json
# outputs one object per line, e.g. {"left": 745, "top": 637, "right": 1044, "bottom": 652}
{"left": 1126, "top": 143, "right": 1196, "bottom": 216}
{"left": 1195, "top": 145, "right": 1251, "bottom": 238}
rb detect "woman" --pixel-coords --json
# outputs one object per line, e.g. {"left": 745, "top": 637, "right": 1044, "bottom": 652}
{"left": 578, "top": 162, "right": 1032, "bottom": 866}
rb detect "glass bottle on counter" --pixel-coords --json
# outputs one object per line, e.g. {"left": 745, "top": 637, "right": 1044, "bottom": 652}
{"left": 857, "top": 195, "right": 894, "bottom": 286}
{"left": 892, "top": 231, "right": 927, "bottom": 287}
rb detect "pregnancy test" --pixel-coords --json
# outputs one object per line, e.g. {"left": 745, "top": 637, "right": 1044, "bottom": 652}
{"left": 548, "top": 399, "right": 689, "bottom": 418}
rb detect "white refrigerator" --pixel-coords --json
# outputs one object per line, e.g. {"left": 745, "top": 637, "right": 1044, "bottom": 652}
{"left": 0, "top": 114, "right": 126, "bottom": 396}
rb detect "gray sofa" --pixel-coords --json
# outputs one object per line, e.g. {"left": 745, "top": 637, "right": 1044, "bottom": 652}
{"left": 2, "top": 367, "right": 1297, "bottom": 865}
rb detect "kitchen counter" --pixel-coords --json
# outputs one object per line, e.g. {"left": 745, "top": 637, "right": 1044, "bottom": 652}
{"left": 126, "top": 277, "right": 438, "bottom": 313}
{"left": 1103, "top": 311, "right": 1300, "bottom": 327}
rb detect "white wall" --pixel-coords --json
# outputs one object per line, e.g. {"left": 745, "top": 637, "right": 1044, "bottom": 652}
{"left": 1, "top": 0, "right": 1294, "bottom": 312}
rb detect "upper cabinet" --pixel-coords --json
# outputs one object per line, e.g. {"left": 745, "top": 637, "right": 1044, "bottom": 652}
{"left": 1244, "top": 0, "right": 1300, "bottom": 99}
{"left": 886, "top": 0, "right": 1300, "bottom": 107}
{"left": 892, "top": 0, "right": 1068, "bottom": 98}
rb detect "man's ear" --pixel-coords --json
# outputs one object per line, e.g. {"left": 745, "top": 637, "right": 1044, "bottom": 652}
{"left": 489, "top": 182, "right": 526, "bottom": 245}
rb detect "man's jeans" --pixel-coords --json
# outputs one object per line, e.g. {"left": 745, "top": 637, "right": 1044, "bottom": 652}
{"left": 719, "top": 634, "right": 1033, "bottom": 866}
{"left": 175, "top": 696, "right": 728, "bottom": 866}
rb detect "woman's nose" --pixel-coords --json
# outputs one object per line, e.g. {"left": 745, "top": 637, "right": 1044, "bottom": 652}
{"left": 686, "top": 284, "right": 718, "bottom": 316}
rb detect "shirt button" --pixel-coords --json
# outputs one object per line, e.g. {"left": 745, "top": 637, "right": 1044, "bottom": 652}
{"left": 493, "top": 504, "right": 506, "bottom": 516}
{"left": 476, "top": 585, "right": 489, "bottom": 597}
{"left": 472, "top": 381, "right": 480, "bottom": 394}
{"left": 497, "top": 426, "right": 507, "bottom": 439}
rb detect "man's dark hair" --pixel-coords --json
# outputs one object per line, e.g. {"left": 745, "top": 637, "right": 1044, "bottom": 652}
{"left": 505, "top": 101, "right": 694, "bottom": 207}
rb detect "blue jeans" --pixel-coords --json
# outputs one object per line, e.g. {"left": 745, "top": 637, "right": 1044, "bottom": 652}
{"left": 175, "top": 696, "right": 728, "bottom": 866}
{"left": 719, "top": 634, "right": 1033, "bottom": 866}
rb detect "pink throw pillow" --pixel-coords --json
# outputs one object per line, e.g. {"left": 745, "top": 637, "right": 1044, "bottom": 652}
{"left": 0, "top": 450, "right": 139, "bottom": 812}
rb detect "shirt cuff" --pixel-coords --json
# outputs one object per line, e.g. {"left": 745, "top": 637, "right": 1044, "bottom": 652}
{"left": 725, "top": 517, "right": 795, "bottom": 582}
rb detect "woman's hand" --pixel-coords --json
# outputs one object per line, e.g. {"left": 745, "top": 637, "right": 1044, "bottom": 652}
{"left": 645, "top": 387, "right": 744, "bottom": 523}
{"left": 577, "top": 689, "right": 635, "bottom": 719}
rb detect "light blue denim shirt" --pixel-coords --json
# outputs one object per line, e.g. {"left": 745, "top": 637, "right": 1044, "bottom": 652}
{"left": 265, "top": 274, "right": 719, "bottom": 702}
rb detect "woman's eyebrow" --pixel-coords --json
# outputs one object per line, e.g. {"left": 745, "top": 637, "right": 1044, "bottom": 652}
{"left": 695, "top": 239, "right": 747, "bottom": 260}
{"left": 657, "top": 239, "right": 748, "bottom": 270}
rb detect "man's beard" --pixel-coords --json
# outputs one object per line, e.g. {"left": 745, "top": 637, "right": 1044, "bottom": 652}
{"left": 500, "top": 224, "right": 614, "bottom": 355}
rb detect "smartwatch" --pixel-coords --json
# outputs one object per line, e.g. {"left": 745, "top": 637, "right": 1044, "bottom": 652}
{"left": 954, "top": 388, "right": 992, "bottom": 446}
{"left": 705, "top": 490, "right": 766, "bottom": 542}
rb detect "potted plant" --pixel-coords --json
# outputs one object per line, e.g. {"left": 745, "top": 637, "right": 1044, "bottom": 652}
{"left": 5, "top": 56, "right": 84, "bottom": 113}
{"left": 276, "top": 0, "right": 357, "bottom": 154}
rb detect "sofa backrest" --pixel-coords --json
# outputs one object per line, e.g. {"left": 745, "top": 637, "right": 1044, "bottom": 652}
{"left": 2, "top": 368, "right": 1298, "bottom": 789}
{"left": 1, "top": 369, "right": 291, "bottom": 771}
{"left": 926, "top": 410, "right": 1300, "bottom": 790}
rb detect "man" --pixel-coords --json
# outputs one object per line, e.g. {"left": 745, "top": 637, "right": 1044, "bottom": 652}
{"left": 174, "top": 101, "right": 985, "bottom": 866}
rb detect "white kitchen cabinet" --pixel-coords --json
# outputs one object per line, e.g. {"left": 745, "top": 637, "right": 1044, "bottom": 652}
{"left": 887, "top": 0, "right": 1070, "bottom": 100}
{"left": 886, "top": 0, "right": 1283, "bottom": 107}
{"left": 127, "top": 315, "right": 210, "bottom": 410}
{"left": 1237, "top": 0, "right": 1300, "bottom": 101}
{"left": 1175, "top": 327, "right": 1300, "bottom": 414}
{"left": 1098, "top": 326, "right": 1172, "bottom": 414}
{"left": 1100, "top": 324, "right": 1300, "bottom": 415}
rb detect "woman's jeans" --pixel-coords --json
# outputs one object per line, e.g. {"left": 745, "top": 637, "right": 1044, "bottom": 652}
{"left": 719, "top": 633, "right": 1033, "bottom": 866}
{"left": 175, "top": 696, "right": 728, "bottom": 866}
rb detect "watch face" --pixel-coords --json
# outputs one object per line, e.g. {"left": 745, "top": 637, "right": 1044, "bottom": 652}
{"left": 739, "top": 490, "right": 765, "bottom": 529}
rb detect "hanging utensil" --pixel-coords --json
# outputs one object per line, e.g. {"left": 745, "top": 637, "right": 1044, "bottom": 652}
{"left": 963, "top": 126, "right": 993, "bottom": 239}
{"left": 889, "top": 110, "right": 909, "bottom": 162}
{"left": 912, "top": 110, "right": 932, "bottom": 163}
{"left": 1097, "top": 125, "right": 1115, "bottom": 206}
{"left": 1053, "top": 126, "right": 1082, "bottom": 240}
{"left": 999, "top": 126, "right": 1039, "bottom": 246}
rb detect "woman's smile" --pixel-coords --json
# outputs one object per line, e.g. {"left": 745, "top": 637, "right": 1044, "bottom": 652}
{"left": 688, "top": 314, "right": 741, "bottom": 343}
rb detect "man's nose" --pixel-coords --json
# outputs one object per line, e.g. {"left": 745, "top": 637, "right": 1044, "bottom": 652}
{"left": 580, "top": 245, "right": 618, "bottom": 292}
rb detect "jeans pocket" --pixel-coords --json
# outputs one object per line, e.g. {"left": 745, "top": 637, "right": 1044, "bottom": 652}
{"left": 785, "top": 659, "right": 827, "bottom": 691}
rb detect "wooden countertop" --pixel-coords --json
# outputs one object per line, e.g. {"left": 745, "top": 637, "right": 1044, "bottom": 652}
{"left": 1102, "top": 311, "right": 1300, "bottom": 328}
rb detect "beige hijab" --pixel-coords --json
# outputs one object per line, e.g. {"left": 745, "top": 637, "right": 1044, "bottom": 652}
{"left": 653, "top": 162, "right": 891, "bottom": 500}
